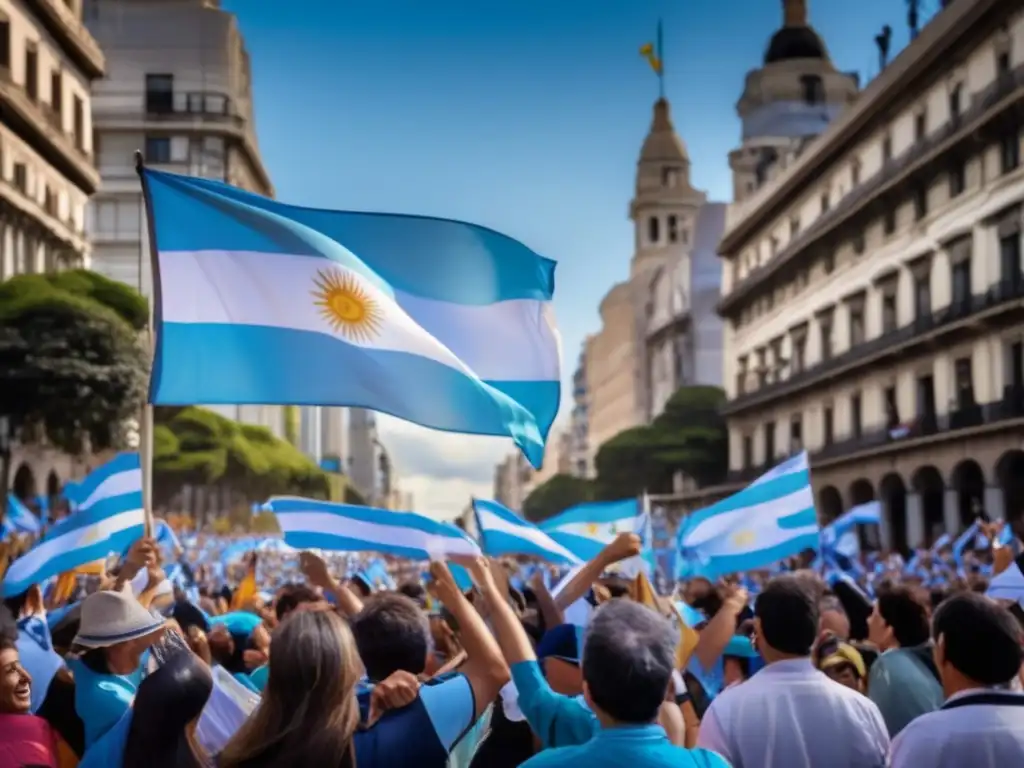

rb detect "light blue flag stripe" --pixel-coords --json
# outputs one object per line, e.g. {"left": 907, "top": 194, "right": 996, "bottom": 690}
{"left": 2, "top": 453, "right": 144, "bottom": 597}
{"left": 473, "top": 499, "right": 582, "bottom": 565}
{"left": 677, "top": 452, "right": 819, "bottom": 579}
{"left": 269, "top": 497, "right": 480, "bottom": 561}
{"left": 4, "top": 494, "right": 41, "bottom": 534}
{"left": 683, "top": 469, "right": 813, "bottom": 530}
{"left": 540, "top": 498, "right": 642, "bottom": 562}
{"left": 142, "top": 168, "right": 560, "bottom": 468}
{"left": 539, "top": 498, "right": 639, "bottom": 528}
{"left": 145, "top": 170, "right": 556, "bottom": 305}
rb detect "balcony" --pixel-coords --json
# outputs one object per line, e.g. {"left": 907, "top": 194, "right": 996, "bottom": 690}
{"left": 23, "top": 0, "right": 105, "bottom": 79}
{"left": 719, "top": 62, "right": 1024, "bottom": 315}
{"left": 723, "top": 278, "right": 1024, "bottom": 415}
{"left": 0, "top": 66, "right": 99, "bottom": 193}
{"left": 728, "top": 386, "right": 1024, "bottom": 482}
{"left": 808, "top": 387, "right": 1024, "bottom": 465}
{"left": 93, "top": 90, "right": 247, "bottom": 130}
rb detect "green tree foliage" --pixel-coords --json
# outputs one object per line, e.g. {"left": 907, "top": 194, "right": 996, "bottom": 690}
{"left": 522, "top": 473, "right": 594, "bottom": 524}
{"left": 152, "top": 406, "right": 331, "bottom": 506}
{"left": 344, "top": 485, "right": 367, "bottom": 505}
{"left": 0, "top": 272, "right": 149, "bottom": 452}
{"left": 593, "top": 385, "right": 728, "bottom": 500}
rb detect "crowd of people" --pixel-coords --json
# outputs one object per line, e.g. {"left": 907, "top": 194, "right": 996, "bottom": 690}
{"left": 1, "top": 519, "right": 1024, "bottom": 767}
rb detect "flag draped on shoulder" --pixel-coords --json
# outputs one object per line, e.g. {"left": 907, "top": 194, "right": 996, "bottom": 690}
{"left": 2, "top": 453, "right": 144, "bottom": 597}
{"left": 138, "top": 168, "right": 561, "bottom": 468}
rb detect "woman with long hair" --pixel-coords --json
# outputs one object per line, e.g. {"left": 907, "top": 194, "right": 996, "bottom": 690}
{"left": 221, "top": 560, "right": 509, "bottom": 768}
{"left": 218, "top": 610, "right": 362, "bottom": 767}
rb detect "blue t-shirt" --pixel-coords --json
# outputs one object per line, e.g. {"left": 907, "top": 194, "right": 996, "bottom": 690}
{"left": 520, "top": 724, "right": 730, "bottom": 768}
{"left": 352, "top": 672, "right": 477, "bottom": 767}
{"left": 247, "top": 664, "right": 269, "bottom": 692}
{"left": 511, "top": 659, "right": 597, "bottom": 748}
{"left": 68, "top": 655, "right": 147, "bottom": 748}
{"left": 209, "top": 611, "right": 263, "bottom": 637}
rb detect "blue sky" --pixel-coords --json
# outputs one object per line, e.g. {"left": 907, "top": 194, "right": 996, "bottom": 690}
{"left": 221, "top": 0, "right": 942, "bottom": 517}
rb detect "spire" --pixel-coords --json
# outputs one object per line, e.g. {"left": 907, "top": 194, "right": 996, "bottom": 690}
{"left": 783, "top": 0, "right": 808, "bottom": 27}
{"left": 639, "top": 98, "right": 688, "bottom": 164}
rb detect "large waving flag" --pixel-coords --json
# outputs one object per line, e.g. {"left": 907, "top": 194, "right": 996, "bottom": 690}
{"left": 140, "top": 168, "right": 561, "bottom": 467}
{"left": 676, "top": 452, "right": 819, "bottom": 579}
{"left": 539, "top": 498, "right": 643, "bottom": 562}
{"left": 2, "top": 453, "right": 144, "bottom": 597}
{"left": 473, "top": 499, "right": 582, "bottom": 565}
{"left": 268, "top": 497, "right": 479, "bottom": 560}
{"left": 4, "top": 494, "right": 41, "bottom": 535}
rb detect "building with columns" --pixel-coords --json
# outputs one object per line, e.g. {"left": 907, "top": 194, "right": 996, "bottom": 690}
{"left": 718, "top": 0, "right": 1024, "bottom": 551}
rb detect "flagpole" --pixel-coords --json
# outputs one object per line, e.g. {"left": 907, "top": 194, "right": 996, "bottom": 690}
{"left": 134, "top": 151, "right": 156, "bottom": 537}
{"left": 657, "top": 19, "right": 665, "bottom": 100}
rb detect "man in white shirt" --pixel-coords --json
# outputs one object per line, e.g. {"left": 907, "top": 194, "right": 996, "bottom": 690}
{"left": 697, "top": 574, "right": 889, "bottom": 768}
{"left": 891, "top": 592, "right": 1024, "bottom": 767}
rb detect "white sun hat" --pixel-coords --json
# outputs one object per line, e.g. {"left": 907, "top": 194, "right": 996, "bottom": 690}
{"left": 72, "top": 588, "right": 166, "bottom": 648}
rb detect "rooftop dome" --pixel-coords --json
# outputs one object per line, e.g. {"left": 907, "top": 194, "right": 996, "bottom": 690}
{"left": 764, "top": 26, "right": 828, "bottom": 63}
{"left": 764, "top": 0, "right": 828, "bottom": 64}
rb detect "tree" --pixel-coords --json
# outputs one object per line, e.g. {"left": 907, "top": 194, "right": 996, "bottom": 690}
{"left": 0, "top": 272, "right": 149, "bottom": 453}
{"left": 593, "top": 385, "right": 728, "bottom": 500}
{"left": 152, "top": 406, "right": 331, "bottom": 508}
{"left": 344, "top": 486, "right": 367, "bottom": 505}
{"left": 522, "top": 473, "right": 594, "bottom": 523}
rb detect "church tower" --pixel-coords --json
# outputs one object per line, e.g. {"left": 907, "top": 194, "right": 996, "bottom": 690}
{"left": 629, "top": 98, "right": 706, "bottom": 280}
{"left": 729, "top": 0, "right": 859, "bottom": 203}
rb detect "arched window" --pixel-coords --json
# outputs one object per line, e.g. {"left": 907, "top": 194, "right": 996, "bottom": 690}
{"left": 648, "top": 216, "right": 660, "bottom": 244}
{"left": 667, "top": 215, "right": 679, "bottom": 242}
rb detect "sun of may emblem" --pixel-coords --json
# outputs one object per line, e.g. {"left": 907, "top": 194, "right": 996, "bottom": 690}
{"left": 731, "top": 529, "right": 757, "bottom": 548}
{"left": 312, "top": 268, "right": 383, "bottom": 343}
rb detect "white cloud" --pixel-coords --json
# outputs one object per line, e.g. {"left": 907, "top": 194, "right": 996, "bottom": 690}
{"left": 376, "top": 415, "right": 514, "bottom": 519}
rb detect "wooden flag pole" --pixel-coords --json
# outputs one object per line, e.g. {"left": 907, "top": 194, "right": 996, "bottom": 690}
{"left": 134, "top": 150, "right": 156, "bottom": 537}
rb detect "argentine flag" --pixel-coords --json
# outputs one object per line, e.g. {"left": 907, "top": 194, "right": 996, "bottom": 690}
{"left": 140, "top": 168, "right": 561, "bottom": 467}
{"left": 268, "top": 497, "right": 480, "bottom": 560}
{"left": 2, "top": 453, "right": 144, "bottom": 597}
{"left": 539, "top": 498, "right": 643, "bottom": 562}
{"left": 820, "top": 501, "right": 881, "bottom": 559}
{"left": 4, "top": 494, "right": 41, "bottom": 535}
{"left": 473, "top": 499, "right": 582, "bottom": 565}
{"left": 676, "top": 452, "right": 819, "bottom": 579}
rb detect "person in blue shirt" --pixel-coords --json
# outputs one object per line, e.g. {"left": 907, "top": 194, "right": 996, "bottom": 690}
{"left": 461, "top": 552, "right": 728, "bottom": 767}
{"left": 66, "top": 589, "right": 167, "bottom": 749}
{"left": 218, "top": 559, "right": 508, "bottom": 767}
{"left": 518, "top": 599, "right": 730, "bottom": 768}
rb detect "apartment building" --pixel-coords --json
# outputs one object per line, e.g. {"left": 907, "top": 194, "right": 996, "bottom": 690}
{"left": 719, "top": 0, "right": 1024, "bottom": 551}
{"left": 0, "top": 0, "right": 104, "bottom": 280}
{"left": 1, "top": 0, "right": 107, "bottom": 498}
{"left": 85, "top": 0, "right": 279, "bottom": 433}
